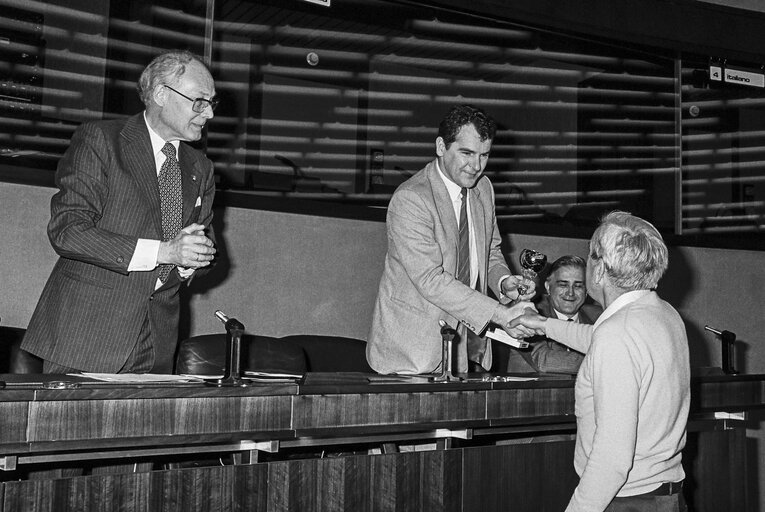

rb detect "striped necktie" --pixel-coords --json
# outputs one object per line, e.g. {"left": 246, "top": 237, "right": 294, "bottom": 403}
{"left": 456, "top": 187, "right": 470, "bottom": 286}
{"left": 457, "top": 187, "right": 489, "bottom": 371}
{"left": 158, "top": 142, "right": 183, "bottom": 282}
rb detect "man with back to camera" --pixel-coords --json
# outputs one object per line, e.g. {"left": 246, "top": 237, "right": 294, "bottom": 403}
{"left": 367, "top": 104, "right": 536, "bottom": 375}
{"left": 509, "top": 211, "right": 690, "bottom": 512}
{"left": 506, "top": 255, "right": 602, "bottom": 374}
{"left": 22, "top": 50, "right": 218, "bottom": 374}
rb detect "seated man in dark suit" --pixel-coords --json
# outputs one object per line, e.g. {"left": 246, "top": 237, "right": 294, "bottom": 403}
{"left": 507, "top": 255, "right": 602, "bottom": 374}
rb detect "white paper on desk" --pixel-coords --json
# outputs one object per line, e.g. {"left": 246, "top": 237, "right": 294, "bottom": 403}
{"left": 179, "top": 374, "right": 223, "bottom": 380}
{"left": 243, "top": 370, "right": 303, "bottom": 379}
{"left": 464, "top": 375, "right": 539, "bottom": 382}
{"left": 367, "top": 374, "right": 433, "bottom": 384}
{"left": 75, "top": 373, "right": 200, "bottom": 383}
{"left": 485, "top": 328, "right": 530, "bottom": 349}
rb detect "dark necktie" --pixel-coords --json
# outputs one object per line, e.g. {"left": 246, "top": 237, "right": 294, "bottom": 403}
{"left": 158, "top": 142, "right": 183, "bottom": 282}
{"left": 457, "top": 187, "right": 470, "bottom": 286}
{"left": 566, "top": 317, "right": 574, "bottom": 350}
{"left": 457, "top": 188, "right": 487, "bottom": 371}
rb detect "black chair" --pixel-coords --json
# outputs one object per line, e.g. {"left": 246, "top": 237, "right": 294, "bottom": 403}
{"left": 280, "top": 334, "right": 372, "bottom": 372}
{"left": 175, "top": 333, "right": 308, "bottom": 376}
{"left": 0, "top": 326, "right": 43, "bottom": 374}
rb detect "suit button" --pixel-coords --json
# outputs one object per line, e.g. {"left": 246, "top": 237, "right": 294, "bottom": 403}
{"left": 149, "top": 295, "right": 154, "bottom": 301}
{"left": 116, "top": 256, "right": 124, "bottom": 263}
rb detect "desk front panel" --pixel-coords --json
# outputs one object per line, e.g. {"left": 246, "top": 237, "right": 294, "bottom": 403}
{"left": 486, "top": 385, "right": 575, "bottom": 424}
{"left": 693, "top": 375, "right": 765, "bottom": 411}
{"left": 291, "top": 390, "right": 488, "bottom": 432}
{"left": 0, "top": 402, "right": 30, "bottom": 446}
{"left": 2, "top": 448, "right": 463, "bottom": 512}
{"left": 26, "top": 395, "right": 293, "bottom": 443}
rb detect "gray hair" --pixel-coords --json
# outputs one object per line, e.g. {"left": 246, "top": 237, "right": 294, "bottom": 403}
{"left": 136, "top": 50, "right": 208, "bottom": 106}
{"left": 589, "top": 211, "right": 668, "bottom": 290}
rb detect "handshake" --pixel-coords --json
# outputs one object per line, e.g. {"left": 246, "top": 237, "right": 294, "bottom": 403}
{"left": 491, "top": 300, "right": 548, "bottom": 340}
{"left": 494, "top": 275, "right": 548, "bottom": 339}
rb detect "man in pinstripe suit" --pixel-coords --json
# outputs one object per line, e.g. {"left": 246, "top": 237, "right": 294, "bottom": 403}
{"left": 22, "top": 51, "right": 218, "bottom": 374}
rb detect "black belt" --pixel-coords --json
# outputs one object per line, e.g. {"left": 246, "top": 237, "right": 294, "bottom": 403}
{"left": 642, "top": 481, "right": 683, "bottom": 496}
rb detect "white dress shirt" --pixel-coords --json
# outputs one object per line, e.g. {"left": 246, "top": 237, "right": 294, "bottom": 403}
{"left": 127, "top": 113, "right": 193, "bottom": 285}
{"left": 435, "top": 161, "right": 510, "bottom": 293}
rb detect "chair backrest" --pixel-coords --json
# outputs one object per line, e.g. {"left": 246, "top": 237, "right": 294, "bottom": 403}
{"left": 0, "top": 326, "right": 43, "bottom": 374}
{"left": 280, "top": 335, "right": 372, "bottom": 372}
{"left": 175, "top": 333, "right": 308, "bottom": 376}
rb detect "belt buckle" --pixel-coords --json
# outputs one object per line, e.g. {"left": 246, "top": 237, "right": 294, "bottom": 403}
{"left": 661, "top": 481, "right": 683, "bottom": 495}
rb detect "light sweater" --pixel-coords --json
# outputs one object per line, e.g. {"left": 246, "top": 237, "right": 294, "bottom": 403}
{"left": 546, "top": 290, "right": 690, "bottom": 512}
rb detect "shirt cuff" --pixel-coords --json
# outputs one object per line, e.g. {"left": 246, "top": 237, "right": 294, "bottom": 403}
{"left": 177, "top": 267, "right": 195, "bottom": 279}
{"left": 128, "top": 239, "right": 160, "bottom": 271}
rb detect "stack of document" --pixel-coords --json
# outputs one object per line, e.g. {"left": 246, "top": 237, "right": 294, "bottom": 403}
{"left": 485, "top": 328, "right": 529, "bottom": 349}
{"left": 74, "top": 373, "right": 201, "bottom": 383}
{"left": 76, "top": 372, "right": 304, "bottom": 384}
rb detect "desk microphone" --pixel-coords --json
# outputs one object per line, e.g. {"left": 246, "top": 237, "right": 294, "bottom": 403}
{"left": 704, "top": 325, "right": 738, "bottom": 375}
{"left": 431, "top": 320, "right": 462, "bottom": 382}
{"left": 439, "top": 319, "right": 457, "bottom": 339}
{"left": 215, "top": 310, "right": 244, "bottom": 331}
{"left": 209, "top": 310, "right": 247, "bottom": 386}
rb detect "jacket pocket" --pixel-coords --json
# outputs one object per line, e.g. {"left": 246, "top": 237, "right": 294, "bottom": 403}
{"left": 59, "top": 268, "right": 115, "bottom": 289}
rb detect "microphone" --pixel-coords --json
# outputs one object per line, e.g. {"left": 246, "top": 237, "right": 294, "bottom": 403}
{"left": 215, "top": 309, "right": 244, "bottom": 331}
{"left": 431, "top": 320, "right": 462, "bottom": 382}
{"left": 208, "top": 310, "right": 247, "bottom": 386}
{"left": 704, "top": 325, "right": 738, "bottom": 375}
{"left": 439, "top": 319, "right": 457, "bottom": 340}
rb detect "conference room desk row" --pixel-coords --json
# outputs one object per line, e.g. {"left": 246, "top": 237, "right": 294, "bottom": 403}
{"left": 0, "top": 372, "right": 762, "bottom": 511}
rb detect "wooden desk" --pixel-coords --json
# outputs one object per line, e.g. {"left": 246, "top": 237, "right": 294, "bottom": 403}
{"left": 0, "top": 372, "right": 761, "bottom": 511}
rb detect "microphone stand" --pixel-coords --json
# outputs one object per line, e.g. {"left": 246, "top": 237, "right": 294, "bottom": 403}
{"left": 430, "top": 320, "right": 463, "bottom": 382}
{"left": 206, "top": 310, "right": 250, "bottom": 387}
{"left": 704, "top": 325, "right": 738, "bottom": 375}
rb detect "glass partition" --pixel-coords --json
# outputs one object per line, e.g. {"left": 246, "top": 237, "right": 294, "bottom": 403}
{"left": 210, "top": 0, "right": 679, "bottom": 234}
{"left": 681, "top": 54, "right": 765, "bottom": 240}
{"left": 0, "top": 0, "right": 763, "bottom": 247}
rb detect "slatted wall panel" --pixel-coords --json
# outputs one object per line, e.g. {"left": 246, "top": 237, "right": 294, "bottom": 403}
{"left": 208, "top": 0, "right": 679, "bottom": 232}
{"left": 0, "top": 0, "right": 763, "bottom": 240}
{"left": 681, "top": 57, "right": 765, "bottom": 235}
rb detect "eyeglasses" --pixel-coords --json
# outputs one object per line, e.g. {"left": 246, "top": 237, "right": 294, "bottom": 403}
{"left": 164, "top": 85, "right": 219, "bottom": 113}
